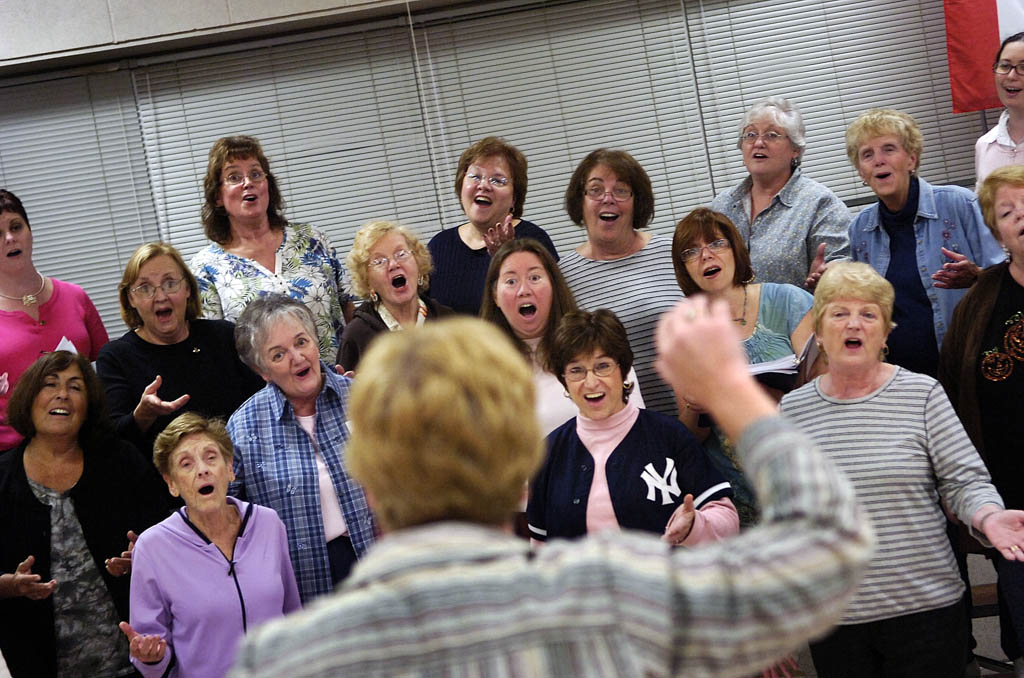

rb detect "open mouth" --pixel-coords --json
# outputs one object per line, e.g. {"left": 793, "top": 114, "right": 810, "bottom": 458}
{"left": 703, "top": 266, "right": 721, "bottom": 278}
{"left": 599, "top": 212, "right": 619, "bottom": 222}
{"left": 48, "top": 408, "right": 70, "bottom": 416}
{"left": 198, "top": 485, "right": 215, "bottom": 496}
{"left": 1005, "top": 86, "right": 1022, "bottom": 95}
{"left": 518, "top": 303, "right": 537, "bottom": 318}
{"left": 752, "top": 152, "right": 768, "bottom": 159}
{"left": 155, "top": 308, "right": 173, "bottom": 320}
{"left": 391, "top": 275, "right": 407, "bottom": 289}
{"left": 874, "top": 172, "right": 892, "bottom": 181}
{"left": 473, "top": 196, "right": 493, "bottom": 206}
{"left": 242, "top": 195, "right": 258, "bottom": 203}
{"left": 583, "top": 393, "right": 606, "bottom": 404}
{"left": 296, "top": 366, "right": 311, "bottom": 378}
{"left": 844, "top": 338, "right": 863, "bottom": 348}
{"left": 6, "top": 249, "right": 21, "bottom": 258}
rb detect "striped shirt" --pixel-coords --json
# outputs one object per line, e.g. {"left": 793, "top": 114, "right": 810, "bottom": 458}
{"left": 227, "top": 366, "right": 377, "bottom": 604}
{"left": 780, "top": 367, "right": 1002, "bottom": 624}
{"left": 560, "top": 234, "right": 684, "bottom": 416}
{"left": 228, "top": 417, "right": 872, "bottom": 678}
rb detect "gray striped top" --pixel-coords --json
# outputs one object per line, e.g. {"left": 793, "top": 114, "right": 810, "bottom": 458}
{"left": 781, "top": 367, "right": 1003, "bottom": 624}
{"left": 559, "top": 234, "right": 684, "bottom": 416}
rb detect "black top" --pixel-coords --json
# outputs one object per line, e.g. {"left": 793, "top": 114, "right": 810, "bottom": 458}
{"left": 96, "top": 319, "right": 264, "bottom": 454}
{"left": 336, "top": 295, "right": 453, "bottom": 370}
{"left": 0, "top": 438, "right": 170, "bottom": 677}
{"left": 879, "top": 177, "right": 939, "bottom": 377}
{"left": 976, "top": 273, "right": 1024, "bottom": 509}
{"left": 427, "top": 220, "right": 558, "bottom": 315}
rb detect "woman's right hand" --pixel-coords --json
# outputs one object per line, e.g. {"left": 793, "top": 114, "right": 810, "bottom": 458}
{"left": 0, "top": 555, "right": 57, "bottom": 600}
{"left": 119, "top": 622, "right": 168, "bottom": 664}
{"left": 133, "top": 375, "right": 190, "bottom": 432}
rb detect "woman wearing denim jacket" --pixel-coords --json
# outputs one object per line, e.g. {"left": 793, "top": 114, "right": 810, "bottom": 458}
{"left": 845, "top": 108, "right": 1004, "bottom": 377}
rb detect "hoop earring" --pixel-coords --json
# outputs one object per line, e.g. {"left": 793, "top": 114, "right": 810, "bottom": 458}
{"left": 370, "top": 290, "right": 379, "bottom": 304}
{"left": 417, "top": 275, "right": 427, "bottom": 288}
{"left": 622, "top": 380, "right": 634, "bottom": 403}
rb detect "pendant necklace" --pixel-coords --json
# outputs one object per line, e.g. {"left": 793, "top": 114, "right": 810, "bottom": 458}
{"left": 0, "top": 272, "right": 45, "bottom": 307}
{"left": 733, "top": 285, "right": 748, "bottom": 326}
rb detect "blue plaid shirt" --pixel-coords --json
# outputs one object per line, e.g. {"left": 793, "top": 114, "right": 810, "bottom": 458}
{"left": 227, "top": 364, "right": 376, "bottom": 603}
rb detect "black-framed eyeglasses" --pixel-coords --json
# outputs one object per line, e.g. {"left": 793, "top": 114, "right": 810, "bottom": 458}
{"left": 222, "top": 169, "right": 267, "bottom": 186}
{"left": 564, "top": 360, "right": 617, "bottom": 382}
{"left": 131, "top": 278, "right": 185, "bottom": 299}
{"left": 995, "top": 61, "right": 1024, "bottom": 76}
{"left": 679, "top": 238, "right": 730, "bottom": 263}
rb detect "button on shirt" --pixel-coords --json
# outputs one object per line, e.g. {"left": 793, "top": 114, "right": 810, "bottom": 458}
{"left": 849, "top": 177, "right": 1005, "bottom": 349}
{"left": 227, "top": 365, "right": 376, "bottom": 603}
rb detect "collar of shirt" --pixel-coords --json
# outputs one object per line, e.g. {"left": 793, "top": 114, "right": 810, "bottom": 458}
{"left": 861, "top": 176, "right": 938, "bottom": 231}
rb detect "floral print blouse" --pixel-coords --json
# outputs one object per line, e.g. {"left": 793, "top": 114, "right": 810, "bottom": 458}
{"left": 190, "top": 222, "right": 354, "bottom": 358}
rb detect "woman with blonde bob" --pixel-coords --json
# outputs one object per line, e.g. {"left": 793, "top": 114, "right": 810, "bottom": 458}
{"left": 121, "top": 412, "right": 300, "bottom": 678}
{"left": 98, "top": 242, "right": 263, "bottom": 454}
{"left": 845, "top": 109, "right": 1003, "bottom": 378}
{"left": 337, "top": 220, "right": 452, "bottom": 371}
{"left": 940, "top": 164, "right": 1024, "bottom": 667}
{"left": 781, "top": 261, "right": 1024, "bottom": 678}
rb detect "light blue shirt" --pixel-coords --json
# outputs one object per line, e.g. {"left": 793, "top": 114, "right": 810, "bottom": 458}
{"left": 227, "top": 364, "right": 376, "bottom": 603}
{"left": 849, "top": 177, "right": 1004, "bottom": 348}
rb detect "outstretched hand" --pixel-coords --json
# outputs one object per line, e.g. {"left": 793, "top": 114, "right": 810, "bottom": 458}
{"left": 3, "top": 555, "right": 56, "bottom": 600}
{"left": 119, "top": 622, "right": 167, "bottom": 664}
{"left": 105, "top": 531, "right": 138, "bottom": 577}
{"left": 804, "top": 243, "right": 828, "bottom": 291}
{"left": 662, "top": 494, "right": 696, "bottom": 546}
{"left": 134, "top": 375, "right": 190, "bottom": 432}
{"left": 931, "top": 248, "right": 980, "bottom": 289}
{"left": 980, "top": 509, "right": 1024, "bottom": 562}
{"left": 483, "top": 214, "right": 516, "bottom": 256}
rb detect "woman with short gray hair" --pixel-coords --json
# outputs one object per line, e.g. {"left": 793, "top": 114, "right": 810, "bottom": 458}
{"left": 711, "top": 96, "right": 851, "bottom": 290}
{"left": 228, "top": 294, "right": 376, "bottom": 603}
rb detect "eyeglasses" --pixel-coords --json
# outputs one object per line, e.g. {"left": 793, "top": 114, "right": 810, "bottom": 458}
{"left": 465, "top": 173, "right": 510, "bottom": 188}
{"left": 995, "top": 61, "right": 1024, "bottom": 76}
{"left": 564, "top": 360, "right": 617, "bottom": 382}
{"left": 740, "top": 131, "right": 788, "bottom": 144}
{"left": 369, "top": 249, "right": 412, "bottom": 269}
{"left": 584, "top": 186, "right": 633, "bottom": 201}
{"left": 679, "top": 238, "right": 730, "bottom": 263}
{"left": 131, "top": 278, "right": 185, "bottom": 299}
{"left": 222, "top": 169, "right": 267, "bottom": 186}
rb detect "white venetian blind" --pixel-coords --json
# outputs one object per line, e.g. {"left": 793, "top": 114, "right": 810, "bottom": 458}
{"left": 687, "top": 0, "right": 997, "bottom": 206}
{"left": 413, "top": 0, "right": 714, "bottom": 251}
{"left": 132, "top": 23, "right": 438, "bottom": 262}
{"left": 0, "top": 71, "right": 159, "bottom": 332}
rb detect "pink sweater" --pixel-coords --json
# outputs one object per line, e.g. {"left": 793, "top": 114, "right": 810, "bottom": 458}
{"left": 577, "top": 403, "right": 738, "bottom": 545}
{"left": 0, "top": 279, "right": 107, "bottom": 450}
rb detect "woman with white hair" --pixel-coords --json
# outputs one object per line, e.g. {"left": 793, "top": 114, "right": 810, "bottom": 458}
{"left": 711, "top": 96, "right": 851, "bottom": 290}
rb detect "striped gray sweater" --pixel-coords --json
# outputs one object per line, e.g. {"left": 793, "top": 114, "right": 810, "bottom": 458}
{"left": 781, "top": 366, "right": 1003, "bottom": 624}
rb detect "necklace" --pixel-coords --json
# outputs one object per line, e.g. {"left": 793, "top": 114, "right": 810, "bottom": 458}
{"left": 732, "top": 285, "right": 748, "bottom": 326}
{"left": 0, "top": 272, "right": 45, "bottom": 306}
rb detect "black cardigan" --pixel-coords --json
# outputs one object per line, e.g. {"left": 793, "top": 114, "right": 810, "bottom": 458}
{"left": 336, "top": 294, "right": 453, "bottom": 370}
{"left": 0, "top": 438, "right": 170, "bottom": 677}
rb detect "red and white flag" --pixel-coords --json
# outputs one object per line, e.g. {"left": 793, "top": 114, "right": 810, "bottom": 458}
{"left": 945, "top": 0, "right": 1024, "bottom": 113}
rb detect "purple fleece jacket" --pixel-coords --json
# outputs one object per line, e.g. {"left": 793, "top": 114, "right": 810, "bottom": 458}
{"left": 128, "top": 497, "right": 301, "bottom": 677}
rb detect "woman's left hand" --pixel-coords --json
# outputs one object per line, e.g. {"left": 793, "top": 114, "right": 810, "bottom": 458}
{"left": 980, "top": 509, "right": 1024, "bottom": 561}
{"left": 662, "top": 494, "right": 695, "bottom": 546}
{"left": 105, "top": 531, "right": 138, "bottom": 577}
{"left": 931, "top": 248, "right": 980, "bottom": 289}
{"left": 483, "top": 214, "right": 516, "bottom": 256}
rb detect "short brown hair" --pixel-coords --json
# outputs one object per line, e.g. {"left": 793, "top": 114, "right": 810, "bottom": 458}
{"left": 0, "top": 189, "right": 30, "bottom": 229}
{"left": 153, "top": 412, "right": 233, "bottom": 476}
{"left": 346, "top": 221, "right": 433, "bottom": 299}
{"left": 454, "top": 137, "right": 528, "bottom": 218}
{"left": 547, "top": 310, "right": 634, "bottom": 396}
{"left": 202, "top": 135, "right": 286, "bottom": 244}
{"left": 978, "top": 165, "right": 1024, "bottom": 242}
{"left": 845, "top": 109, "right": 922, "bottom": 170}
{"left": 672, "top": 208, "right": 754, "bottom": 295}
{"left": 564, "top": 149, "right": 654, "bottom": 230}
{"left": 118, "top": 242, "right": 202, "bottom": 329}
{"left": 6, "top": 351, "right": 110, "bottom": 447}
{"left": 479, "top": 238, "right": 577, "bottom": 365}
{"left": 348, "top": 318, "right": 542, "bottom": 531}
